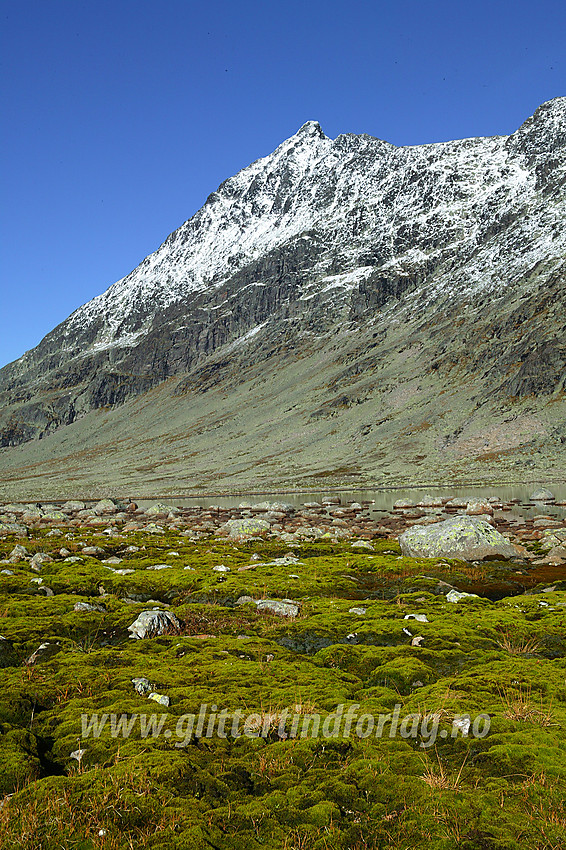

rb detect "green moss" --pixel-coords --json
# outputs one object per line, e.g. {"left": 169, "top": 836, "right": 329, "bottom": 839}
{"left": 1, "top": 530, "right": 565, "bottom": 848}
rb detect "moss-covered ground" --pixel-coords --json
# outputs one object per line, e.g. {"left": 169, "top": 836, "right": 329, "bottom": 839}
{"left": 1, "top": 528, "right": 565, "bottom": 848}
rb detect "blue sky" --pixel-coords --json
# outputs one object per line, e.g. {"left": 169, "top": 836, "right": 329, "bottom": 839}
{"left": 1, "top": 0, "right": 564, "bottom": 368}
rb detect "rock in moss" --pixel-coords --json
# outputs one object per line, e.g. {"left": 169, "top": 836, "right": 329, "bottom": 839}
{"left": 25, "top": 641, "right": 62, "bottom": 665}
{"left": 446, "top": 590, "right": 481, "bottom": 603}
{"left": 256, "top": 599, "right": 299, "bottom": 617}
{"left": 74, "top": 601, "right": 106, "bottom": 612}
{"left": 128, "top": 609, "right": 182, "bottom": 639}
{"left": 30, "top": 552, "right": 53, "bottom": 571}
{"left": 148, "top": 692, "right": 170, "bottom": 707}
{"left": 398, "top": 515, "right": 523, "bottom": 561}
{"left": 351, "top": 541, "right": 374, "bottom": 551}
{"left": 8, "top": 544, "right": 28, "bottom": 562}
{"left": 132, "top": 677, "right": 152, "bottom": 695}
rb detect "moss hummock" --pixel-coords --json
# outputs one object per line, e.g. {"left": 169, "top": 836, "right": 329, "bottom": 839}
{"left": 0, "top": 527, "right": 565, "bottom": 848}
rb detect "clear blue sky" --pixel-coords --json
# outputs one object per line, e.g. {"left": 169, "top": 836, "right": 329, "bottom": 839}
{"left": 1, "top": 0, "right": 564, "bottom": 368}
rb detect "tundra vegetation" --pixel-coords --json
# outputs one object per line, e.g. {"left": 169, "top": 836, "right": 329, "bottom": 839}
{"left": 0, "top": 501, "right": 565, "bottom": 849}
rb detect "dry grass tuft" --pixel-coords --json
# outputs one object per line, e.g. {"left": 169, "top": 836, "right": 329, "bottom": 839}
{"left": 496, "top": 629, "right": 541, "bottom": 656}
{"left": 420, "top": 749, "right": 469, "bottom": 791}
{"left": 498, "top": 685, "right": 556, "bottom": 727}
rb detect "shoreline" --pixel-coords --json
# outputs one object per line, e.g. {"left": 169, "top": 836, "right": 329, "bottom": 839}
{"left": 2, "top": 478, "right": 566, "bottom": 504}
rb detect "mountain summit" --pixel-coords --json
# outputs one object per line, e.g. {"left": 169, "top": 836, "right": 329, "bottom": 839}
{"left": 0, "top": 99, "right": 565, "bottom": 498}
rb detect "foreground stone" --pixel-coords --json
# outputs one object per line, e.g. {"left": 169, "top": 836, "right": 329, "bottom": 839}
{"left": 256, "top": 599, "right": 300, "bottom": 617}
{"left": 128, "top": 609, "right": 182, "bottom": 639}
{"left": 398, "top": 515, "right": 524, "bottom": 561}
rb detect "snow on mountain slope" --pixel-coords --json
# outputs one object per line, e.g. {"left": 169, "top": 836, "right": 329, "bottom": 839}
{"left": 55, "top": 98, "right": 564, "bottom": 348}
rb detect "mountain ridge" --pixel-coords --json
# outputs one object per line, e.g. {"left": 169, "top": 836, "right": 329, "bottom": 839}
{"left": 0, "top": 98, "right": 564, "bottom": 498}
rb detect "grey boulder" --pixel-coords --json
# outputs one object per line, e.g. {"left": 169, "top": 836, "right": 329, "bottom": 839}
{"left": 398, "top": 515, "right": 523, "bottom": 561}
{"left": 128, "top": 609, "right": 182, "bottom": 639}
{"left": 530, "top": 488, "right": 556, "bottom": 502}
{"left": 225, "top": 518, "right": 271, "bottom": 538}
{"left": 256, "top": 598, "right": 300, "bottom": 617}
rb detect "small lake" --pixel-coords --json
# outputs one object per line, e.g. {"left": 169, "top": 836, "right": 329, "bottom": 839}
{"left": 138, "top": 483, "right": 566, "bottom": 520}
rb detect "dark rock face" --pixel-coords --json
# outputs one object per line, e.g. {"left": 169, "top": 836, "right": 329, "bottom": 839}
{"left": 0, "top": 99, "right": 564, "bottom": 474}
{"left": 0, "top": 636, "right": 19, "bottom": 668}
{"left": 506, "top": 341, "right": 566, "bottom": 398}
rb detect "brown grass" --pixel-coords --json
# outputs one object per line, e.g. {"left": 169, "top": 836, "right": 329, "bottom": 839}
{"left": 496, "top": 629, "right": 541, "bottom": 656}
{"left": 498, "top": 684, "right": 556, "bottom": 727}
{"left": 420, "top": 749, "right": 470, "bottom": 791}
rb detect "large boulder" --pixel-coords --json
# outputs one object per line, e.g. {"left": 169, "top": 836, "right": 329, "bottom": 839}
{"left": 61, "top": 500, "right": 86, "bottom": 513}
{"left": 93, "top": 499, "right": 119, "bottom": 515}
{"left": 530, "top": 488, "right": 556, "bottom": 502}
{"left": 398, "top": 515, "right": 523, "bottom": 561}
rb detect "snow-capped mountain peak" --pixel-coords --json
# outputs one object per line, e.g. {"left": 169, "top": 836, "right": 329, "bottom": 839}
{"left": 0, "top": 98, "right": 564, "bottom": 482}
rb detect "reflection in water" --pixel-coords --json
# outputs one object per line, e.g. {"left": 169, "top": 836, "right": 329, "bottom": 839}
{"left": 138, "top": 483, "right": 566, "bottom": 520}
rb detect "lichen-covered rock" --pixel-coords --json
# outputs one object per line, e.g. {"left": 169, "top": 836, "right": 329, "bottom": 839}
{"left": 61, "top": 500, "right": 86, "bottom": 512}
{"left": 41, "top": 510, "right": 67, "bottom": 521}
{"left": 8, "top": 544, "right": 28, "bottom": 562}
{"left": 30, "top": 552, "right": 54, "bottom": 571}
{"left": 81, "top": 546, "right": 105, "bottom": 556}
{"left": 224, "top": 518, "right": 271, "bottom": 538}
{"left": 351, "top": 540, "right": 374, "bottom": 551}
{"left": 0, "top": 523, "right": 28, "bottom": 537}
{"left": 93, "top": 499, "right": 118, "bottom": 515}
{"left": 535, "top": 545, "right": 566, "bottom": 565}
{"left": 446, "top": 590, "right": 481, "bottom": 602}
{"left": 466, "top": 499, "right": 494, "bottom": 516}
{"left": 128, "top": 609, "right": 182, "bottom": 639}
{"left": 398, "top": 515, "right": 523, "bottom": 561}
{"left": 256, "top": 598, "right": 299, "bottom": 617}
{"left": 131, "top": 677, "right": 152, "bottom": 695}
{"left": 148, "top": 692, "right": 170, "bottom": 707}
{"left": 145, "top": 503, "right": 179, "bottom": 516}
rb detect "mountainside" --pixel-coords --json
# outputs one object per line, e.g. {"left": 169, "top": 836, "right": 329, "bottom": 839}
{"left": 0, "top": 98, "right": 565, "bottom": 498}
